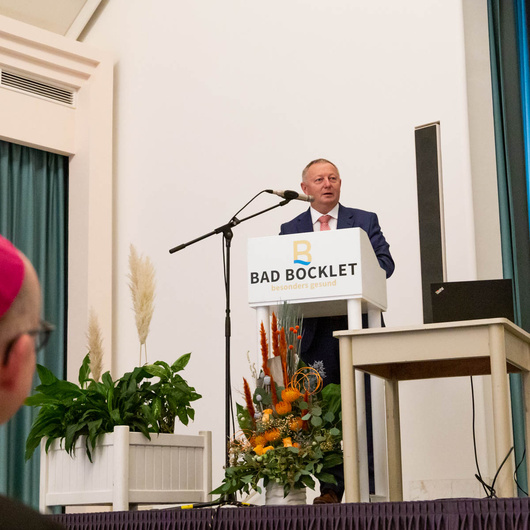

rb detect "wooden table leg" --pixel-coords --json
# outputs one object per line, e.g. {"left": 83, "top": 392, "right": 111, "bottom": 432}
{"left": 340, "top": 335, "right": 360, "bottom": 502}
{"left": 489, "top": 324, "right": 516, "bottom": 497}
{"left": 385, "top": 378, "right": 403, "bottom": 501}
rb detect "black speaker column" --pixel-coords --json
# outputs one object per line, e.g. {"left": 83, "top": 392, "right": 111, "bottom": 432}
{"left": 415, "top": 123, "right": 446, "bottom": 324}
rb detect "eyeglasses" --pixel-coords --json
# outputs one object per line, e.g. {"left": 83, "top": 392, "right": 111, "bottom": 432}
{"left": 2, "top": 320, "right": 55, "bottom": 366}
{"left": 26, "top": 320, "right": 55, "bottom": 352}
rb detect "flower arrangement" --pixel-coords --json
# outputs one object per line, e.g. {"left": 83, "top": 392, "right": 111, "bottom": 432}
{"left": 212, "top": 311, "right": 342, "bottom": 498}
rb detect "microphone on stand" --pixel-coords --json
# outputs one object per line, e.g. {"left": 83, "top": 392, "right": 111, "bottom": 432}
{"left": 266, "top": 189, "right": 314, "bottom": 202}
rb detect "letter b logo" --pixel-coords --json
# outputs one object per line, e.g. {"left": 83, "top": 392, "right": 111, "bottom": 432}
{"left": 293, "top": 240, "right": 311, "bottom": 265}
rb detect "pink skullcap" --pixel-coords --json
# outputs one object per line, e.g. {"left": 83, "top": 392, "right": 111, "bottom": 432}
{"left": 0, "top": 235, "right": 25, "bottom": 319}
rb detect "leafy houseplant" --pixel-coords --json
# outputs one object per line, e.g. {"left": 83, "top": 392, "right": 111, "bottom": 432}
{"left": 25, "top": 244, "right": 202, "bottom": 462}
{"left": 212, "top": 311, "right": 343, "bottom": 498}
{"left": 25, "top": 353, "right": 201, "bottom": 462}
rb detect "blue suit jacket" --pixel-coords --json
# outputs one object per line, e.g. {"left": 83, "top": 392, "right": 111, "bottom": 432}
{"left": 280, "top": 204, "right": 395, "bottom": 278}
{"left": 279, "top": 204, "right": 394, "bottom": 385}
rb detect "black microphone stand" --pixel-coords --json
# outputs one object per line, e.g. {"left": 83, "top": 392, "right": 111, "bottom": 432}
{"left": 169, "top": 194, "right": 294, "bottom": 506}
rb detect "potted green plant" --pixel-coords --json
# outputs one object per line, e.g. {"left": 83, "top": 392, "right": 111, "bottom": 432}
{"left": 25, "top": 245, "right": 209, "bottom": 512}
{"left": 211, "top": 310, "right": 342, "bottom": 504}
{"left": 25, "top": 352, "right": 201, "bottom": 462}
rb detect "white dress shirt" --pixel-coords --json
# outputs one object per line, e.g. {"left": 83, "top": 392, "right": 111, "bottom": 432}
{"left": 310, "top": 204, "right": 340, "bottom": 231}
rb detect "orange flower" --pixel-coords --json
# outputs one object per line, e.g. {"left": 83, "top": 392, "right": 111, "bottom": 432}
{"left": 283, "top": 437, "right": 293, "bottom": 447}
{"left": 297, "top": 335, "right": 302, "bottom": 340}
{"left": 275, "top": 401, "right": 292, "bottom": 415}
{"left": 293, "top": 442, "right": 301, "bottom": 448}
{"left": 282, "top": 387, "right": 301, "bottom": 403}
{"left": 255, "top": 434, "right": 266, "bottom": 445}
{"left": 254, "top": 434, "right": 266, "bottom": 447}
{"left": 254, "top": 444, "right": 274, "bottom": 456}
{"left": 262, "top": 408, "right": 273, "bottom": 423}
{"left": 289, "top": 417, "right": 304, "bottom": 431}
{"left": 264, "top": 428, "right": 281, "bottom": 442}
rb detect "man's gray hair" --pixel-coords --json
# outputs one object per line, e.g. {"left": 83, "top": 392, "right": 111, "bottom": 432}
{"left": 302, "top": 159, "right": 340, "bottom": 181}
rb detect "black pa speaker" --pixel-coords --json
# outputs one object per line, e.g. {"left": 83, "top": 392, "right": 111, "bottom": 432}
{"left": 430, "top": 279, "right": 514, "bottom": 323}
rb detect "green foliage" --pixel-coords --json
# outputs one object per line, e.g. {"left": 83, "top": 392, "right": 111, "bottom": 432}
{"left": 25, "top": 353, "right": 201, "bottom": 462}
{"left": 236, "top": 403, "right": 254, "bottom": 434}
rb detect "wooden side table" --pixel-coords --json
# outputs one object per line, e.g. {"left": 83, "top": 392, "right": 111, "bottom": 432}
{"left": 335, "top": 318, "right": 530, "bottom": 502}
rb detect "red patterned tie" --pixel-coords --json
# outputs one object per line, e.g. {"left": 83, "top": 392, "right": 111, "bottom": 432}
{"left": 318, "top": 215, "right": 332, "bottom": 231}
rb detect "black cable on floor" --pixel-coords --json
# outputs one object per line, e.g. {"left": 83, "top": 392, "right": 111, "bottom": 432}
{"left": 470, "top": 376, "right": 516, "bottom": 498}
{"left": 514, "top": 447, "right": 528, "bottom": 496}
{"left": 470, "top": 376, "right": 495, "bottom": 497}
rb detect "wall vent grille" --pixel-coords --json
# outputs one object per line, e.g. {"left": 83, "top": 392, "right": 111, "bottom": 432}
{"left": 0, "top": 70, "right": 75, "bottom": 106}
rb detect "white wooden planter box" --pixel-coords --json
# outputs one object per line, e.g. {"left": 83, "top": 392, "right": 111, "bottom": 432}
{"left": 39, "top": 426, "right": 212, "bottom": 513}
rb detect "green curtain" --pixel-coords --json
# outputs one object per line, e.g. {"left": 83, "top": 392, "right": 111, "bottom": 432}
{"left": 0, "top": 139, "right": 67, "bottom": 509}
{"left": 487, "top": 0, "right": 530, "bottom": 496}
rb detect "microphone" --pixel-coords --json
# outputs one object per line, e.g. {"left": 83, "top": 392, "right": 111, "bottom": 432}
{"left": 266, "top": 189, "right": 314, "bottom": 202}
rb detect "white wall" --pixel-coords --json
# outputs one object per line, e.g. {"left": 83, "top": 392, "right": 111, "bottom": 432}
{"left": 79, "top": 0, "right": 500, "bottom": 501}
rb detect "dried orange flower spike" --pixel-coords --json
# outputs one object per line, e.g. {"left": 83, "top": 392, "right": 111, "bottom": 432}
{"left": 243, "top": 378, "right": 256, "bottom": 421}
{"left": 259, "top": 322, "right": 271, "bottom": 376}
{"left": 270, "top": 375, "right": 278, "bottom": 406}
{"left": 271, "top": 313, "right": 280, "bottom": 357}
{"left": 279, "top": 328, "right": 289, "bottom": 388}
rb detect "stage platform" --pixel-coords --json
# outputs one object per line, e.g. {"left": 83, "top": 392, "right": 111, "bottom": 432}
{"left": 51, "top": 497, "right": 530, "bottom": 530}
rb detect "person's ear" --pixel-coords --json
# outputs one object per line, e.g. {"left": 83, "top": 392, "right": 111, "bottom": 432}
{"left": 0, "top": 334, "right": 36, "bottom": 423}
{"left": 301, "top": 181, "right": 308, "bottom": 194}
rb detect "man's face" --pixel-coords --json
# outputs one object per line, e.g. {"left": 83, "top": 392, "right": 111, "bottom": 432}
{"left": 0, "top": 260, "right": 41, "bottom": 425}
{"left": 301, "top": 162, "right": 342, "bottom": 214}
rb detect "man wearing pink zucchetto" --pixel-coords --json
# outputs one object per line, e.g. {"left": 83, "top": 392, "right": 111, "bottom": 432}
{"left": 0, "top": 234, "right": 63, "bottom": 529}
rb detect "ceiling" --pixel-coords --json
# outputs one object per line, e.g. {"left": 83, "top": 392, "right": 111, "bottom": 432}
{"left": 0, "top": 0, "right": 102, "bottom": 39}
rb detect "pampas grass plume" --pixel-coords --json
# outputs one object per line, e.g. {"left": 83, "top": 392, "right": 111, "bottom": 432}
{"left": 128, "top": 244, "right": 156, "bottom": 364}
{"left": 128, "top": 244, "right": 156, "bottom": 344}
{"left": 87, "top": 309, "right": 103, "bottom": 382}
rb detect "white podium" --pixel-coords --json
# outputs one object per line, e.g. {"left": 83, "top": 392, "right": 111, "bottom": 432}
{"left": 247, "top": 227, "right": 388, "bottom": 500}
{"left": 248, "top": 227, "right": 387, "bottom": 329}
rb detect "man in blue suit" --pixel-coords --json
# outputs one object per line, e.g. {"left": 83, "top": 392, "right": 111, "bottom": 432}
{"left": 280, "top": 158, "right": 394, "bottom": 503}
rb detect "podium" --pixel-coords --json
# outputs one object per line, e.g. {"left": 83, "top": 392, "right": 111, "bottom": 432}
{"left": 248, "top": 227, "right": 387, "bottom": 330}
{"left": 248, "top": 227, "right": 388, "bottom": 500}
